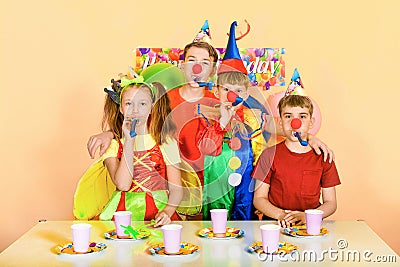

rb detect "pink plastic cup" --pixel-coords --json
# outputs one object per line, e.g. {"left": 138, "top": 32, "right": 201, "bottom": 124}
{"left": 260, "top": 224, "right": 281, "bottom": 254}
{"left": 71, "top": 223, "right": 92, "bottom": 253}
{"left": 161, "top": 224, "right": 183, "bottom": 254}
{"left": 113, "top": 211, "right": 132, "bottom": 238}
{"left": 305, "top": 209, "right": 324, "bottom": 235}
{"left": 210, "top": 209, "right": 228, "bottom": 235}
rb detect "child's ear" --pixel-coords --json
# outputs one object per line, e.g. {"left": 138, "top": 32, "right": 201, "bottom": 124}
{"left": 119, "top": 105, "right": 124, "bottom": 115}
{"left": 309, "top": 117, "right": 315, "bottom": 129}
{"left": 210, "top": 64, "right": 217, "bottom": 78}
{"left": 214, "top": 87, "right": 220, "bottom": 98}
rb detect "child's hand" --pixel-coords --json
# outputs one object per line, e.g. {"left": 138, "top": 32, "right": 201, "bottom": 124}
{"left": 87, "top": 131, "right": 114, "bottom": 159}
{"left": 154, "top": 211, "right": 171, "bottom": 227}
{"left": 219, "top": 102, "right": 234, "bottom": 129}
{"left": 122, "top": 117, "right": 133, "bottom": 139}
{"left": 308, "top": 135, "right": 335, "bottom": 163}
{"left": 280, "top": 210, "right": 306, "bottom": 227}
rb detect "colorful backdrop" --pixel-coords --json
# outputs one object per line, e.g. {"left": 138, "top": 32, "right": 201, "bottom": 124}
{"left": 1, "top": 0, "right": 399, "bottom": 254}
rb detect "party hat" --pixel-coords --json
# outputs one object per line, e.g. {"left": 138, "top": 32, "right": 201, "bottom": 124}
{"left": 218, "top": 21, "right": 248, "bottom": 75}
{"left": 193, "top": 20, "right": 211, "bottom": 43}
{"left": 285, "top": 68, "right": 306, "bottom": 96}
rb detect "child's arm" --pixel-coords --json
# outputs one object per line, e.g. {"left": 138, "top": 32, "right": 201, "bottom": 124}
{"left": 154, "top": 164, "right": 183, "bottom": 227}
{"left": 318, "top": 186, "right": 338, "bottom": 218}
{"left": 87, "top": 131, "right": 114, "bottom": 159}
{"left": 104, "top": 119, "right": 135, "bottom": 190}
{"left": 281, "top": 187, "right": 338, "bottom": 226}
{"left": 253, "top": 180, "right": 287, "bottom": 224}
{"left": 103, "top": 137, "right": 134, "bottom": 191}
{"left": 112, "top": 136, "right": 135, "bottom": 191}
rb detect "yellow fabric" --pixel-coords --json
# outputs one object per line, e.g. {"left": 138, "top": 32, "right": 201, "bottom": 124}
{"left": 73, "top": 139, "right": 120, "bottom": 220}
{"left": 125, "top": 134, "right": 181, "bottom": 165}
{"left": 74, "top": 134, "right": 182, "bottom": 220}
{"left": 176, "top": 160, "right": 202, "bottom": 216}
{"left": 243, "top": 108, "right": 267, "bottom": 165}
{"left": 159, "top": 137, "right": 181, "bottom": 166}
{"left": 73, "top": 157, "right": 116, "bottom": 220}
{"left": 101, "top": 139, "right": 119, "bottom": 160}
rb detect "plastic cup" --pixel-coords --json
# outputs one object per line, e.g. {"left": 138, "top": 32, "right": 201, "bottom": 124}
{"left": 71, "top": 223, "right": 92, "bottom": 253}
{"left": 161, "top": 224, "right": 183, "bottom": 254}
{"left": 210, "top": 209, "right": 228, "bottom": 235}
{"left": 305, "top": 209, "right": 323, "bottom": 235}
{"left": 114, "top": 211, "right": 132, "bottom": 238}
{"left": 260, "top": 224, "right": 281, "bottom": 254}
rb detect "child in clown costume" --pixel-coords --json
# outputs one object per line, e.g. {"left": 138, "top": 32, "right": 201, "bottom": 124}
{"left": 74, "top": 64, "right": 184, "bottom": 227}
{"left": 197, "top": 21, "right": 267, "bottom": 220}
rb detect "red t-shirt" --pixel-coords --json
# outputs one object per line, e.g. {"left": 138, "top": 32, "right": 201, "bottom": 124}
{"left": 252, "top": 142, "right": 341, "bottom": 211}
{"left": 167, "top": 87, "right": 218, "bottom": 184}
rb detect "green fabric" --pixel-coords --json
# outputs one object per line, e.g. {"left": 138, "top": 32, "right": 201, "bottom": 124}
{"left": 99, "top": 191, "right": 124, "bottom": 220}
{"left": 119, "top": 76, "right": 156, "bottom": 99}
{"left": 99, "top": 190, "right": 168, "bottom": 221}
{"left": 124, "top": 192, "right": 148, "bottom": 221}
{"left": 203, "top": 141, "right": 235, "bottom": 220}
{"left": 151, "top": 190, "right": 169, "bottom": 212}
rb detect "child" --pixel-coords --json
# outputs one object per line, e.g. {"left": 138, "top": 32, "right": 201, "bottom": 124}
{"left": 197, "top": 21, "right": 262, "bottom": 220}
{"left": 76, "top": 73, "right": 183, "bottom": 227}
{"left": 252, "top": 94, "right": 341, "bottom": 227}
{"left": 167, "top": 40, "right": 220, "bottom": 185}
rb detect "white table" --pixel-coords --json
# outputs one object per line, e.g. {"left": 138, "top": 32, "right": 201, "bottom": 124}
{"left": 0, "top": 220, "right": 398, "bottom": 266}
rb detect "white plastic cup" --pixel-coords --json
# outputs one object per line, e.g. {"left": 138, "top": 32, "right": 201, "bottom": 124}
{"left": 71, "top": 223, "right": 92, "bottom": 253}
{"left": 260, "top": 224, "right": 281, "bottom": 254}
{"left": 305, "top": 209, "right": 324, "bottom": 235}
{"left": 210, "top": 209, "right": 228, "bottom": 234}
{"left": 161, "top": 224, "right": 183, "bottom": 254}
{"left": 114, "top": 211, "right": 132, "bottom": 238}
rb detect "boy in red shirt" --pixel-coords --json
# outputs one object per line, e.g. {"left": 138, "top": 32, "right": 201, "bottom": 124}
{"left": 167, "top": 41, "right": 219, "bottom": 185}
{"left": 252, "top": 94, "right": 340, "bottom": 227}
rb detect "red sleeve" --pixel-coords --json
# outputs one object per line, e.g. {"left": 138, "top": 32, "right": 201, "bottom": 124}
{"left": 251, "top": 148, "right": 274, "bottom": 184}
{"left": 196, "top": 121, "right": 226, "bottom": 156}
{"left": 321, "top": 160, "right": 341, "bottom": 188}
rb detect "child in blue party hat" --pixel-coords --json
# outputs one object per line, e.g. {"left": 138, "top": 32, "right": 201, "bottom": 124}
{"left": 197, "top": 21, "right": 265, "bottom": 220}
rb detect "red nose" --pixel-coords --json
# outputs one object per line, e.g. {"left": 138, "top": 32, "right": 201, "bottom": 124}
{"left": 192, "top": 63, "right": 202, "bottom": 74}
{"left": 227, "top": 91, "right": 238, "bottom": 102}
{"left": 291, "top": 118, "right": 302, "bottom": 130}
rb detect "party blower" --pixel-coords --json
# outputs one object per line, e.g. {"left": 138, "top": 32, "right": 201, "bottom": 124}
{"left": 227, "top": 91, "right": 243, "bottom": 106}
{"left": 130, "top": 118, "right": 139, "bottom": 138}
{"left": 192, "top": 63, "right": 215, "bottom": 90}
{"left": 291, "top": 118, "right": 308, "bottom": 146}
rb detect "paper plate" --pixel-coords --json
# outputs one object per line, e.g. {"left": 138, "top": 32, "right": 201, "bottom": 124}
{"left": 104, "top": 229, "right": 150, "bottom": 241}
{"left": 148, "top": 242, "right": 200, "bottom": 257}
{"left": 248, "top": 241, "right": 298, "bottom": 255}
{"left": 283, "top": 225, "right": 328, "bottom": 238}
{"left": 197, "top": 227, "right": 244, "bottom": 239}
{"left": 56, "top": 242, "right": 107, "bottom": 255}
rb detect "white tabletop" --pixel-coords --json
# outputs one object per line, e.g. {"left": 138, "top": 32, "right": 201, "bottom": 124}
{"left": 0, "top": 220, "right": 398, "bottom": 266}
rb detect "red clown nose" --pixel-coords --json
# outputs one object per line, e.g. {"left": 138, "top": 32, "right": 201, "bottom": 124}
{"left": 192, "top": 63, "right": 202, "bottom": 74}
{"left": 227, "top": 91, "right": 238, "bottom": 102}
{"left": 291, "top": 118, "right": 302, "bottom": 130}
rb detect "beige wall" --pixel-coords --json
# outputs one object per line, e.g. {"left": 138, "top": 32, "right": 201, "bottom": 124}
{"left": 1, "top": 0, "right": 399, "bottom": 254}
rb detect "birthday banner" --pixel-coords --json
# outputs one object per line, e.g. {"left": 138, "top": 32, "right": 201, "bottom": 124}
{"left": 134, "top": 48, "right": 285, "bottom": 88}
